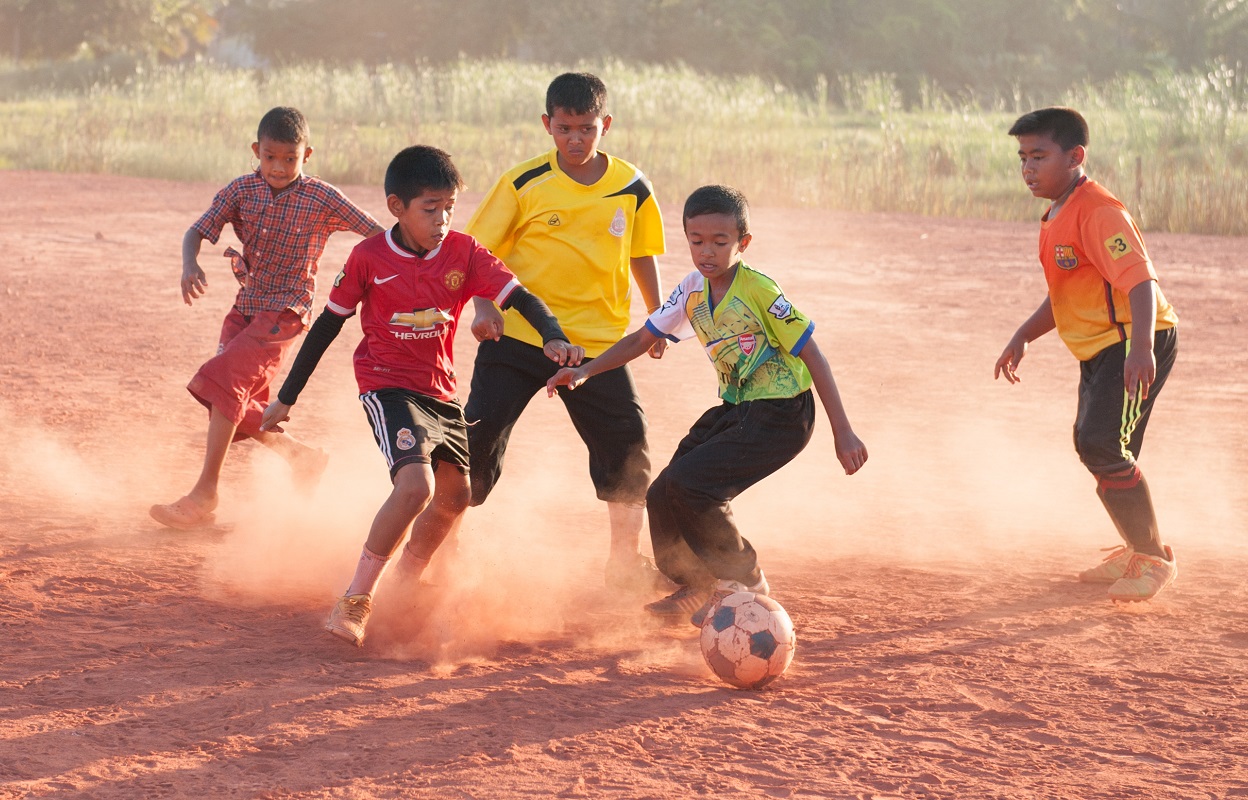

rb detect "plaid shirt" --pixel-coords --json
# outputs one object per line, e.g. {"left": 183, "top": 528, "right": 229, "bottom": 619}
{"left": 192, "top": 173, "right": 378, "bottom": 323}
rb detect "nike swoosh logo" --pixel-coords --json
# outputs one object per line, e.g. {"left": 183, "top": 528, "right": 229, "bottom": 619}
{"left": 374, "top": 274, "right": 400, "bottom": 285}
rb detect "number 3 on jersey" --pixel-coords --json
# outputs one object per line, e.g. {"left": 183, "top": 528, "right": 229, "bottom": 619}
{"left": 1104, "top": 233, "right": 1133, "bottom": 260}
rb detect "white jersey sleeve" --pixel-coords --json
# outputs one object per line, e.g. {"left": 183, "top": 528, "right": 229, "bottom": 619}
{"left": 643, "top": 271, "right": 703, "bottom": 343}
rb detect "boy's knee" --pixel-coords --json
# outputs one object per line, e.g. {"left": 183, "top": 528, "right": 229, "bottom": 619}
{"left": 392, "top": 463, "right": 435, "bottom": 507}
{"left": 439, "top": 471, "right": 472, "bottom": 514}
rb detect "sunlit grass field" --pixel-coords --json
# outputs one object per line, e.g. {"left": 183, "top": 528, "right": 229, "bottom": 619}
{"left": 1, "top": 59, "right": 1245, "bottom": 234}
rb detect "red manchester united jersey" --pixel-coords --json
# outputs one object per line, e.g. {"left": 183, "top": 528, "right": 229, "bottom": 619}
{"left": 327, "top": 229, "right": 520, "bottom": 400}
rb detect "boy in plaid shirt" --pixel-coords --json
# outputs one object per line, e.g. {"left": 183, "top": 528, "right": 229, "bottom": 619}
{"left": 150, "top": 106, "right": 383, "bottom": 530}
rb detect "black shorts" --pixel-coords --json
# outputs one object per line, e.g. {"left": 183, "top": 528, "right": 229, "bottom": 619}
{"left": 464, "top": 336, "right": 650, "bottom": 506}
{"left": 1073, "top": 326, "right": 1178, "bottom": 474}
{"left": 360, "top": 388, "right": 470, "bottom": 480}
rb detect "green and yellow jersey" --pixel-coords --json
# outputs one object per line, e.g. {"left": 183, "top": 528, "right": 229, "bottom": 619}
{"left": 646, "top": 262, "right": 814, "bottom": 404}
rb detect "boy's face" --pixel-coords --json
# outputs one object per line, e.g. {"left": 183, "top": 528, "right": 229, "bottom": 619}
{"left": 542, "top": 107, "right": 612, "bottom": 168}
{"left": 1016, "top": 133, "right": 1085, "bottom": 201}
{"left": 387, "top": 189, "right": 456, "bottom": 254}
{"left": 684, "top": 212, "right": 751, "bottom": 283}
{"left": 251, "top": 137, "right": 312, "bottom": 193}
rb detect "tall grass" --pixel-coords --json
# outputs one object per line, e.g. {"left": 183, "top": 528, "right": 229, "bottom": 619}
{"left": 1, "top": 58, "right": 1245, "bottom": 235}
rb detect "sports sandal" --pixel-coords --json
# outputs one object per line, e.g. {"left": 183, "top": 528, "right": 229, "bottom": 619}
{"left": 149, "top": 496, "right": 216, "bottom": 530}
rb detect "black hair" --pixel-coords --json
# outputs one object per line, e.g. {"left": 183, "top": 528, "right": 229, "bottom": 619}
{"left": 1008, "top": 107, "right": 1090, "bottom": 151}
{"left": 545, "top": 72, "right": 608, "bottom": 118}
{"left": 256, "top": 106, "right": 310, "bottom": 145}
{"left": 683, "top": 185, "right": 750, "bottom": 238}
{"left": 384, "top": 145, "right": 464, "bottom": 205}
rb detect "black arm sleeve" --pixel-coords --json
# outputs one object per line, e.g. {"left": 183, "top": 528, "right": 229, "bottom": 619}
{"left": 276, "top": 308, "right": 348, "bottom": 405}
{"left": 500, "top": 286, "right": 569, "bottom": 345}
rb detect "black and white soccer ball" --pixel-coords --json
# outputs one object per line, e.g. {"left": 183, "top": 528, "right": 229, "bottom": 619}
{"left": 699, "top": 591, "right": 796, "bottom": 689}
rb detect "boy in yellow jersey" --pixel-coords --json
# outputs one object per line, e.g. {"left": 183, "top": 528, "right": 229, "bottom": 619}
{"left": 548, "top": 185, "right": 867, "bottom": 626}
{"left": 442, "top": 72, "right": 668, "bottom": 592}
{"left": 995, "top": 107, "right": 1180, "bottom": 602}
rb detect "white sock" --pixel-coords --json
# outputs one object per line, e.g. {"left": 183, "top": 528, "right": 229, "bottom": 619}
{"left": 398, "top": 548, "right": 431, "bottom": 582}
{"left": 346, "top": 546, "right": 391, "bottom": 597}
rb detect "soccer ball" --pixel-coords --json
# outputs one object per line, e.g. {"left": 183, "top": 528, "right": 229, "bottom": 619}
{"left": 699, "top": 592, "right": 796, "bottom": 689}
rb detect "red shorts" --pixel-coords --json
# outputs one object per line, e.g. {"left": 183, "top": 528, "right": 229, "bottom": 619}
{"left": 187, "top": 308, "right": 303, "bottom": 439}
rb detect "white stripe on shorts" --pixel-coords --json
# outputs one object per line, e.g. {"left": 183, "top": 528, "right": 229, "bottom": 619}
{"left": 360, "top": 391, "right": 394, "bottom": 469}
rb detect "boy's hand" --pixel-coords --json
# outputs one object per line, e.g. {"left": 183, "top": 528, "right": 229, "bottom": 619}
{"left": 547, "top": 366, "right": 588, "bottom": 396}
{"left": 994, "top": 336, "right": 1028, "bottom": 384}
{"left": 648, "top": 338, "right": 667, "bottom": 359}
{"left": 181, "top": 262, "right": 208, "bottom": 306}
{"left": 1124, "top": 346, "right": 1156, "bottom": 402}
{"left": 471, "top": 302, "right": 505, "bottom": 342}
{"left": 544, "top": 340, "right": 584, "bottom": 367}
{"left": 259, "top": 400, "right": 292, "bottom": 433}
{"left": 834, "top": 431, "right": 869, "bottom": 475}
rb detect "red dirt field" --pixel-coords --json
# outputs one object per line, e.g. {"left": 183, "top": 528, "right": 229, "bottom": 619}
{"left": 1, "top": 170, "right": 1246, "bottom": 799}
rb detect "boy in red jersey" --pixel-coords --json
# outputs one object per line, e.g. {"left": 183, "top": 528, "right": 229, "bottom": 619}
{"left": 261, "top": 146, "right": 581, "bottom": 647}
{"left": 995, "top": 107, "right": 1180, "bottom": 602}
{"left": 462, "top": 72, "right": 669, "bottom": 593}
{"left": 151, "top": 106, "right": 383, "bottom": 530}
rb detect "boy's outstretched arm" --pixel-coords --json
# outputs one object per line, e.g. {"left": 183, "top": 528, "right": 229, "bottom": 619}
{"left": 630, "top": 255, "right": 667, "bottom": 359}
{"left": 501, "top": 286, "right": 584, "bottom": 366}
{"left": 798, "top": 338, "right": 868, "bottom": 475}
{"left": 994, "top": 297, "right": 1056, "bottom": 384}
{"left": 181, "top": 227, "right": 209, "bottom": 305}
{"left": 547, "top": 326, "right": 660, "bottom": 396}
{"left": 1124, "top": 280, "right": 1159, "bottom": 402}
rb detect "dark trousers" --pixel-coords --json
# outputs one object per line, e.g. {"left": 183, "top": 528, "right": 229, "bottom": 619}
{"left": 1074, "top": 327, "right": 1178, "bottom": 474}
{"left": 648, "top": 391, "right": 815, "bottom": 587}
{"left": 465, "top": 336, "right": 650, "bottom": 507}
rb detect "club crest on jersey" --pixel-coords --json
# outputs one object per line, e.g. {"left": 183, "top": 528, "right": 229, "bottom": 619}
{"left": 609, "top": 207, "right": 626, "bottom": 237}
{"left": 548, "top": 213, "right": 561, "bottom": 226}
{"left": 1055, "top": 245, "right": 1079, "bottom": 270}
{"left": 768, "top": 295, "right": 794, "bottom": 321}
{"left": 738, "top": 333, "right": 757, "bottom": 355}
{"left": 396, "top": 428, "right": 416, "bottom": 451}
{"left": 333, "top": 269, "right": 346, "bottom": 287}
{"left": 444, "top": 269, "right": 465, "bottom": 290}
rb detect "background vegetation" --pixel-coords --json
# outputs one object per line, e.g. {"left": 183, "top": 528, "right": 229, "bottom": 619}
{"left": 1, "top": 0, "right": 1246, "bottom": 234}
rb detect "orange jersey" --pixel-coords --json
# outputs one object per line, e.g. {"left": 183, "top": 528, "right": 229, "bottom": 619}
{"left": 1038, "top": 178, "right": 1177, "bottom": 360}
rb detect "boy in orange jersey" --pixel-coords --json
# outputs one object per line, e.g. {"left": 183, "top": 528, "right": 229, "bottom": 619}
{"left": 995, "top": 107, "right": 1180, "bottom": 602}
{"left": 150, "top": 107, "right": 384, "bottom": 530}
{"left": 456, "top": 72, "right": 669, "bottom": 593}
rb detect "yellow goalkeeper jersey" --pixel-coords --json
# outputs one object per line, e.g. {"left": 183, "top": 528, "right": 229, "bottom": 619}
{"left": 465, "top": 149, "right": 666, "bottom": 356}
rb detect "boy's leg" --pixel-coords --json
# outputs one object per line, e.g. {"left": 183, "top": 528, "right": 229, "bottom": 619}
{"left": 1073, "top": 329, "right": 1178, "bottom": 599}
{"left": 405, "top": 464, "right": 472, "bottom": 576}
{"left": 645, "top": 395, "right": 813, "bottom": 624}
{"left": 646, "top": 466, "right": 715, "bottom": 588}
{"left": 657, "top": 394, "right": 814, "bottom": 586}
{"left": 149, "top": 407, "right": 234, "bottom": 529}
{"left": 556, "top": 356, "right": 653, "bottom": 575}
{"left": 463, "top": 337, "right": 547, "bottom": 507}
{"left": 326, "top": 390, "right": 454, "bottom": 646}
{"left": 327, "top": 461, "right": 435, "bottom": 647}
